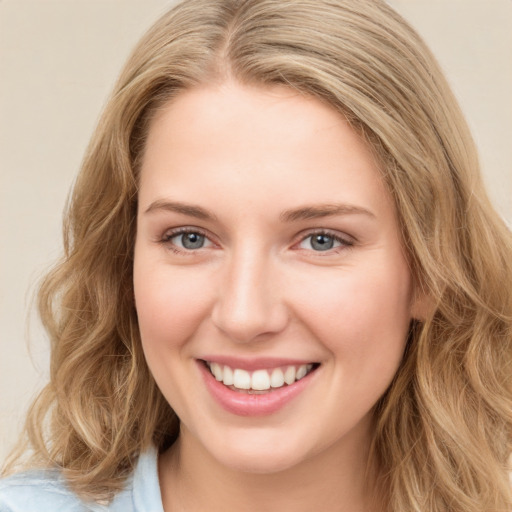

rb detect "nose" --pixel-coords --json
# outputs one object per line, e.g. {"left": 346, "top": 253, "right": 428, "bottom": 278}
{"left": 211, "top": 249, "right": 289, "bottom": 343}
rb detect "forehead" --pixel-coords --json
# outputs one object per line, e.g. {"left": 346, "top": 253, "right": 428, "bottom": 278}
{"left": 144, "top": 81, "right": 376, "bottom": 165}
{"left": 138, "top": 81, "right": 394, "bottom": 222}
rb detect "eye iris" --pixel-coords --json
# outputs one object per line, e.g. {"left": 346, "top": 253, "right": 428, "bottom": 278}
{"left": 311, "top": 234, "right": 334, "bottom": 251}
{"left": 181, "top": 232, "right": 204, "bottom": 249}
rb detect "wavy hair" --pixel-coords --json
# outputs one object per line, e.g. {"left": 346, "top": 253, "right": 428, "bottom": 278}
{"left": 4, "top": 0, "right": 512, "bottom": 509}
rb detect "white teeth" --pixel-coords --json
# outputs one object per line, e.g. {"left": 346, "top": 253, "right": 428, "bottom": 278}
{"left": 270, "top": 368, "right": 285, "bottom": 388}
{"left": 211, "top": 362, "right": 223, "bottom": 381}
{"left": 233, "top": 369, "right": 251, "bottom": 389}
{"left": 296, "top": 364, "right": 308, "bottom": 380}
{"left": 223, "top": 365, "right": 234, "bottom": 386}
{"left": 284, "top": 366, "right": 296, "bottom": 385}
{"left": 206, "top": 361, "right": 315, "bottom": 391}
{"left": 251, "top": 370, "right": 271, "bottom": 391}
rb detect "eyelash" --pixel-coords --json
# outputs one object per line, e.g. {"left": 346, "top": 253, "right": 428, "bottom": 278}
{"left": 159, "top": 227, "right": 212, "bottom": 255}
{"left": 159, "top": 227, "right": 354, "bottom": 255}
{"left": 296, "top": 230, "right": 354, "bottom": 254}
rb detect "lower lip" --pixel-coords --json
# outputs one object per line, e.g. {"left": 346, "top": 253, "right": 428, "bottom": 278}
{"left": 198, "top": 361, "right": 317, "bottom": 417}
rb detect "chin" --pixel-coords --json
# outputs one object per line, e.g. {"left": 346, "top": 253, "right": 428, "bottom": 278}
{"left": 203, "top": 428, "right": 312, "bottom": 475}
{"left": 217, "top": 449, "right": 303, "bottom": 475}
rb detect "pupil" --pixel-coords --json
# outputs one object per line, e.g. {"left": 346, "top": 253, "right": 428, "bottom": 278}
{"left": 311, "top": 234, "right": 333, "bottom": 251}
{"left": 182, "top": 232, "right": 204, "bottom": 249}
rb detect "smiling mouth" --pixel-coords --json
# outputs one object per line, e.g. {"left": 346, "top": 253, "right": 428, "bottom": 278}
{"left": 202, "top": 360, "right": 320, "bottom": 394}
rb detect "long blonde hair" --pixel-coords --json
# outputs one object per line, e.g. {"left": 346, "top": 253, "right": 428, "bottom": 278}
{"left": 5, "top": 1, "right": 512, "bottom": 510}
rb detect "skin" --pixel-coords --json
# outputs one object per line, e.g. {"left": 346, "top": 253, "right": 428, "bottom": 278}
{"left": 133, "top": 80, "right": 422, "bottom": 511}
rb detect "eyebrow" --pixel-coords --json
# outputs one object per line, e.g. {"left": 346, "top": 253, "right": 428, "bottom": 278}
{"left": 144, "top": 200, "right": 217, "bottom": 221}
{"left": 279, "top": 203, "right": 375, "bottom": 222}
{"left": 144, "top": 200, "right": 375, "bottom": 222}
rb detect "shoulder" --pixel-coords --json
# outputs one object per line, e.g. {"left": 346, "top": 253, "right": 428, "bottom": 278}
{"left": 0, "top": 470, "right": 123, "bottom": 512}
{"left": 0, "top": 469, "right": 96, "bottom": 512}
{"left": 0, "top": 446, "right": 161, "bottom": 512}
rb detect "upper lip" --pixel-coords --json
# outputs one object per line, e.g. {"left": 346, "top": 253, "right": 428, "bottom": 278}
{"left": 199, "top": 356, "right": 319, "bottom": 372}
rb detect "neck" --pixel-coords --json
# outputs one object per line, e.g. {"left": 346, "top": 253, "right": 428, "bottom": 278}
{"left": 158, "top": 424, "right": 382, "bottom": 512}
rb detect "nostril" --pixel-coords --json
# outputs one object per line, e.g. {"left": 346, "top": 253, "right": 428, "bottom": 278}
{"left": 210, "top": 270, "right": 289, "bottom": 342}
{"left": 211, "top": 301, "right": 289, "bottom": 343}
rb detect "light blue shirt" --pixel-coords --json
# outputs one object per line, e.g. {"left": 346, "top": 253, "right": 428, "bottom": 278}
{"left": 0, "top": 446, "right": 164, "bottom": 512}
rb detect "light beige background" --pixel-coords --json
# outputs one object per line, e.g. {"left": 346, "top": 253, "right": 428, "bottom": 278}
{"left": 1, "top": 0, "right": 511, "bottom": 463}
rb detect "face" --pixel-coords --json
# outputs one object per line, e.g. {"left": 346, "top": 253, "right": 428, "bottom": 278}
{"left": 134, "top": 81, "right": 417, "bottom": 474}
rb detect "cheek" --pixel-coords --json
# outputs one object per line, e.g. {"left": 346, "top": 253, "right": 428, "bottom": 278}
{"left": 291, "top": 260, "right": 412, "bottom": 365}
{"left": 133, "top": 259, "right": 214, "bottom": 350}
{"left": 133, "top": 257, "right": 216, "bottom": 413}
{"left": 300, "top": 268, "right": 412, "bottom": 421}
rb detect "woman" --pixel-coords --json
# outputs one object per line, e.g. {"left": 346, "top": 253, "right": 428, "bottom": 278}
{"left": 1, "top": 0, "right": 511, "bottom": 510}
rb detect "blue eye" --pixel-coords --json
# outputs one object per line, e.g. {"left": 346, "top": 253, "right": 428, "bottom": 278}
{"left": 299, "top": 232, "right": 350, "bottom": 252}
{"left": 177, "top": 232, "right": 205, "bottom": 249}
{"left": 164, "top": 230, "right": 212, "bottom": 251}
